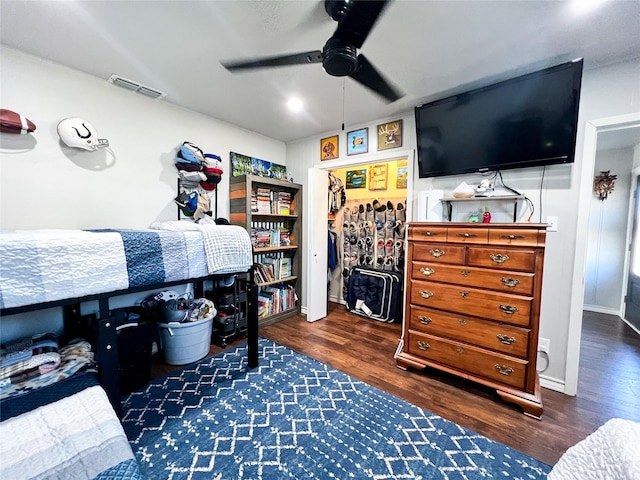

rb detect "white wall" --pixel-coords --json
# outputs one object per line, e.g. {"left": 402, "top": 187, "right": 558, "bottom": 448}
{"left": 0, "top": 46, "right": 286, "bottom": 230}
{"left": 286, "top": 57, "right": 640, "bottom": 393}
{"left": 584, "top": 148, "right": 634, "bottom": 313}
{"left": 0, "top": 46, "right": 286, "bottom": 342}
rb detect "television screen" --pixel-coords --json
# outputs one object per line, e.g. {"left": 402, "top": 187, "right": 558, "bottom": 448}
{"left": 415, "top": 59, "right": 583, "bottom": 178}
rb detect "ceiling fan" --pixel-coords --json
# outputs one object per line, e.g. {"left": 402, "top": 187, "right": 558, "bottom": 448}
{"left": 221, "top": 0, "right": 404, "bottom": 103}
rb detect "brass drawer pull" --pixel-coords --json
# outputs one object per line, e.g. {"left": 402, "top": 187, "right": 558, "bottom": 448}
{"left": 460, "top": 291, "right": 469, "bottom": 298}
{"left": 429, "top": 249, "right": 445, "bottom": 258}
{"left": 495, "top": 364, "right": 514, "bottom": 376}
{"left": 499, "top": 304, "right": 518, "bottom": 315}
{"left": 420, "top": 267, "right": 435, "bottom": 276}
{"left": 460, "top": 270, "right": 470, "bottom": 277}
{"left": 422, "top": 231, "right": 439, "bottom": 237}
{"left": 501, "top": 277, "right": 520, "bottom": 288}
{"left": 490, "top": 253, "right": 510, "bottom": 264}
{"left": 417, "top": 341, "right": 430, "bottom": 351}
{"left": 456, "top": 347, "right": 465, "bottom": 354}
{"left": 500, "top": 234, "right": 525, "bottom": 240}
{"left": 497, "top": 334, "right": 516, "bottom": 345}
{"left": 418, "top": 315, "right": 432, "bottom": 325}
{"left": 419, "top": 290, "right": 433, "bottom": 299}
{"left": 459, "top": 318, "right": 467, "bottom": 326}
{"left": 456, "top": 233, "right": 477, "bottom": 238}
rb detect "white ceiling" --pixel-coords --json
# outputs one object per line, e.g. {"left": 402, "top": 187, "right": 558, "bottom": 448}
{"left": 1, "top": 0, "right": 639, "bottom": 144}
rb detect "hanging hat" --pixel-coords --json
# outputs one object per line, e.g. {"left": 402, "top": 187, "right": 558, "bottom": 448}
{"left": 182, "top": 141, "right": 205, "bottom": 163}
{"left": 203, "top": 153, "right": 223, "bottom": 171}
{"left": 175, "top": 161, "right": 202, "bottom": 172}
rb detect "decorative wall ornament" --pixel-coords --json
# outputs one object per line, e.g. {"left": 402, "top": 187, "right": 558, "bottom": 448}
{"left": 594, "top": 170, "right": 617, "bottom": 200}
{"left": 347, "top": 128, "right": 368, "bottom": 155}
{"left": 377, "top": 120, "right": 403, "bottom": 151}
{"left": 321, "top": 135, "right": 339, "bottom": 160}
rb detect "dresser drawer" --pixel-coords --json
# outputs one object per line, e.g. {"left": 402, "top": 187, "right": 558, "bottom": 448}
{"left": 489, "top": 228, "right": 545, "bottom": 247}
{"left": 411, "top": 262, "right": 534, "bottom": 295}
{"left": 408, "top": 225, "right": 448, "bottom": 243}
{"left": 412, "top": 243, "right": 466, "bottom": 264}
{"left": 410, "top": 279, "right": 532, "bottom": 327}
{"left": 467, "top": 246, "right": 537, "bottom": 272}
{"left": 409, "top": 306, "right": 530, "bottom": 358}
{"left": 406, "top": 331, "right": 528, "bottom": 389}
{"left": 447, "top": 227, "right": 489, "bottom": 244}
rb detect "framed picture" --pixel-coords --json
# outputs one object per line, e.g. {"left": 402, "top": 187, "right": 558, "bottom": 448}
{"left": 377, "top": 120, "right": 403, "bottom": 151}
{"left": 320, "top": 135, "right": 339, "bottom": 160}
{"left": 396, "top": 160, "right": 408, "bottom": 189}
{"left": 345, "top": 169, "right": 367, "bottom": 189}
{"left": 369, "top": 163, "right": 388, "bottom": 190}
{"left": 347, "top": 127, "right": 368, "bottom": 155}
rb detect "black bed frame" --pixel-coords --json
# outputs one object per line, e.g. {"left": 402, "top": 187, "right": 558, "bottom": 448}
{"left": 0, "top": 269, "right": 259, "bottom": 417}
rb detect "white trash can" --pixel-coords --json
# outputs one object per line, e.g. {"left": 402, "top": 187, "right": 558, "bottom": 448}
{"left": 157, "top": 315, "right": 213, "bottom": 365}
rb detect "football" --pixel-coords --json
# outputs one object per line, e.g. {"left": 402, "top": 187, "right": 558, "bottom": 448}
{"left": 0, "top": 109, "right": 37, "bottom": 134}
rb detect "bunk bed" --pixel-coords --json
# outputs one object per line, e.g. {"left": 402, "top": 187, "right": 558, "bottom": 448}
{"left": 0, "top": 223, "right": 258, "bottom": 478}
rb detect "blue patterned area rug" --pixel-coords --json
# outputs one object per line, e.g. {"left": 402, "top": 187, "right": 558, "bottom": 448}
{"left": 122, "top": 338, "right": 550, "bottom": 479}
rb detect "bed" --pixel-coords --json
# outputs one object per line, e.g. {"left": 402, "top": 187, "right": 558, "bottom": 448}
{"left": 0, "top": 223, "right": 258, "bottom": 382}
{"left": 0, "top": 222, "right": 258, "bottom": 478}
{"left": 0, "top": 339, "right": 144, "bottom": 479}
{"left": 548, "top": 418, "right": 640, "bottom": 480}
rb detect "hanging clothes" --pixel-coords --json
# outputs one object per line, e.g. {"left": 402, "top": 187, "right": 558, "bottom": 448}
{"left": 328, "top": 230, "right": 338, "bottom": 271}
{"left": 328, "top": 173, "right": 345, "bottom": 215}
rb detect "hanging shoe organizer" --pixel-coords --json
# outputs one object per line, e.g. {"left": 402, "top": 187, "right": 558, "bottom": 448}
{"left": 340, "top": 198, "right": 406, "bottom": 301}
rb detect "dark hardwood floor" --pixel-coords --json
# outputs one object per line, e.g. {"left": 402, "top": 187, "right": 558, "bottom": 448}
{"left": 153, "top": 304, "right": 640, "bottom": 467}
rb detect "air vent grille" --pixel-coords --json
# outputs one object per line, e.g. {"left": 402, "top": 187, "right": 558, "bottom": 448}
{"left": 107, "top": 74, "right": 166, "bottom": 99}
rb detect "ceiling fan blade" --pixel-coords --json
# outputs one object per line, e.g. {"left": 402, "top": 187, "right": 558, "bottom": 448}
{"left": 333, "top": 0, "right": 390, "bottom": 49}
{"left": 222, "top": 51, "right": 323, "bottom": 71}
{"left": 349, "top": 54, "right": 404, "bottom": 102}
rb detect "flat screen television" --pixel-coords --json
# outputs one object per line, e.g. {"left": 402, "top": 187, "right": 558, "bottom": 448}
{"left": 415, "top": 58, "right": 583, "bottom": 178}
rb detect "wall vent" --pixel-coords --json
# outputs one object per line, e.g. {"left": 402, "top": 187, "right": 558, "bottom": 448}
{"left": 107, "top": 74, "right": 167, "bottom": 99}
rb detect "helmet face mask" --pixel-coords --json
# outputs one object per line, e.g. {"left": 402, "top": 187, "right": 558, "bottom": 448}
{"left": 57, "top": 117, "right": 109, "bottom": 150}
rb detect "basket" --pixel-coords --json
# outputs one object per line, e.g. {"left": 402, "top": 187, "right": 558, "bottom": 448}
{"left": 157, "top": 314, "right": 213, "bottom": 365}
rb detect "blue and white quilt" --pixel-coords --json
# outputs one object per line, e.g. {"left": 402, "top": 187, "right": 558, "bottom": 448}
{"left": 0, "top": 223, "right": 252, "bottom": 309}
{"left": 0, "top": 382, "right": 144, "bottom": 480}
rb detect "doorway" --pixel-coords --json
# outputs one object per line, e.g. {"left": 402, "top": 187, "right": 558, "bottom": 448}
{"left": 305, "top": 149, "right": 414, "bottom": 323}
{"left": 583, "top": 134, "right": 638, "bottom": 317}
{"left": 567, "top": 113, "right": 640, "bottom": 395}
{"left": 624, "top": 173, "right": 640, "bottom": 332}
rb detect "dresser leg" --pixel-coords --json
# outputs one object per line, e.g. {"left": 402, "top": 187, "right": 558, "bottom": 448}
{"left": 496, "top": 380, "right": 543, "bottom": 420}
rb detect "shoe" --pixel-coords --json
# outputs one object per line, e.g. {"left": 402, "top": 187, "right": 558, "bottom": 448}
{"left": 174, "top": 191, "right": 188, "bottom": 207}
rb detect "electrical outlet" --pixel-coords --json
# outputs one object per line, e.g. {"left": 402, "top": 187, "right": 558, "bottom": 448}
{"left": 538, "top": 337, "right": 550, "bottom": 354}
{"left": 546, "top": 216, "right": 558, "bottom": 232}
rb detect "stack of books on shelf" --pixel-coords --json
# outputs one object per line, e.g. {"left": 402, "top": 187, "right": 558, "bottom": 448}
{"left": 250, "top": 226, "right": 291, "bottom": 249}
{"left": 253, "top": 187, "right": 272, "bottom": 214}
{"left": 257, "top": 284, "right": 297, "bottom": 318}
{"left": 252, "top": 228, "right": 272, "bottom": 248}
{"left": 277, "top": 191, "right": 291, "bottom": 215}
{"left": 279, "top": 226, "right": 290, "bottom": 246}
{"left": 254, "top": 257, "right": 293, "bottom": 284}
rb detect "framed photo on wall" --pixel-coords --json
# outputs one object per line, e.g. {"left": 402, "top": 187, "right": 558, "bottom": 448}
{"left": 377, "top": 120, "right": 403, "bottom": 151}
{"left": 345, "top": 169, "right": 367, "bottom": 189}
{"left": 347, "top": 128, "right": 368, "bottom": 155}
{"left": 369, "top": 164, "right": 388, "bottom": 190}
{"left": 396, "top": 160, "right": 408, "bottom": 189}
{"left": 320, "top": 135, "right": 339, "bottom": 160}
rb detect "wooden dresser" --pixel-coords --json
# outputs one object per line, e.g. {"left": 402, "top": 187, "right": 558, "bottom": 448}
{"left": 395, "top": 222, "right": 547, "bottom": 418}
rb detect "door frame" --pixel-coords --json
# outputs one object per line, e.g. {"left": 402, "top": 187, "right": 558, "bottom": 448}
{"left": 305, "top": 148, "right": 415, "bottom": 316}
{"left": 566, "top": 112, "right": 640, "bottom": 395}
{"left": 621, "top": 168, "right": 640, "bottom": 320}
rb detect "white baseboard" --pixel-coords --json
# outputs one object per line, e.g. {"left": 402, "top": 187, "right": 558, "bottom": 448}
{"left": 329, "top": 295, "right": 345, "bottom": 305}
{"left": 539, "top": 375, "right": 567, "bottom": 394}
{"left": 583, "top": 304, "right": 620, "bottom": 316}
